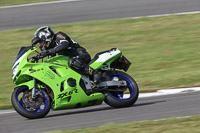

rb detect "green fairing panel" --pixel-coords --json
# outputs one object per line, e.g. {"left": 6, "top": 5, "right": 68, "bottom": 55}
{"left": 46, "top": 57, "right": 105, "bottom": 109}
{"left": 45, "top": 55, "right": 70, "bottom": 66}
{"left": 89, "top": 48, "right": 122, "bottom": 69}
{"left": 16, "top": 80, "right": 34, "bottom": 89}
{"left": 14, "top": 51, "right": 104, "bottom": 110}
{"left": 54, "top": 89, "right": 105, "bottom": 110}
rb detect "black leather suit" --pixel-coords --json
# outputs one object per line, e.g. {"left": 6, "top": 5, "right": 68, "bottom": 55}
{"left": 46, "top": 32, "right": 91, "bottom": 74}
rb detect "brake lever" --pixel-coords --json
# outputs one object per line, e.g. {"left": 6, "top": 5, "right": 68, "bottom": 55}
{"left": 31, "top": 56, "right": 38, "bottom": 63}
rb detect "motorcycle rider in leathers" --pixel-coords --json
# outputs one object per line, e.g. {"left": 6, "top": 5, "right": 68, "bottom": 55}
{"left": 31, "top": 26, "right": 99, "bottom": 83}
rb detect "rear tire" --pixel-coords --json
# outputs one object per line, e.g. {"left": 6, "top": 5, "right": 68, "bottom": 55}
{"left": 11, "top": 86, "right": 50, "bottom": 119}
{"left": 104, "top": 71, "right": 139, "bottom": 108}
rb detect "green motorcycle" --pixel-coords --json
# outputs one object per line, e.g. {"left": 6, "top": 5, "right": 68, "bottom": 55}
{"left": 11, "top": 45, "right": 139, "bottom": 119}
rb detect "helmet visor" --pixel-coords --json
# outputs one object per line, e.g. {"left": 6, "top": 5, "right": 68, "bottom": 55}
{"left": 38, "top": 41, "right": 48, "bottom": 50}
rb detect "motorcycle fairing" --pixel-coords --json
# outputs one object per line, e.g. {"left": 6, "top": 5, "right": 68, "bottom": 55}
{"left": 89, "top": 48, "right": 122, "bottom": 69}
{"left": 13, "top": 47, "right": 105, "bottom": 110}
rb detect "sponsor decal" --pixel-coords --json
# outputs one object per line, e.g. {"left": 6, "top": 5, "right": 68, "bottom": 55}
{"left": 30, "top": 68, "right": 43, "bottom": 73}
{"left": 57, "top": 34, "right": 65, "bottom": 39}
{"left": 45, "top": 70, "right": 55, "bottom": 79}
{"left": 57, "top": 89, "right": 78, "bottom": 99}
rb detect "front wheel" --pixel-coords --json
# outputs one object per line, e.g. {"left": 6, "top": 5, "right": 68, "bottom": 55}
{"left": 104, "top": 71, "right": 139, "bottom": 108}
{"left": 11, "top": 86, "right": 50, "bottom": 119}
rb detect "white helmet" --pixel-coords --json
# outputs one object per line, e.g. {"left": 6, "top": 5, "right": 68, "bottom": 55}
{"left": 32, "top": 26, "right": 55, "bottom": 50}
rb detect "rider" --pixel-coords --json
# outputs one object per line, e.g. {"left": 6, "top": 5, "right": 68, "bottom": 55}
{"left": 31, "top": 26, "right": 99, "bottom": 82}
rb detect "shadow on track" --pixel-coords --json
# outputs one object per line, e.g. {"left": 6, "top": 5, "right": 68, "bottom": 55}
{"left": 46, "top": 106, "right": 113, "bottom": 118}
{"left": 134, "top": 100, "right": 166, "bottom": 107}
{"left": 44, "top": 100, "right": 166, "bottom": 119}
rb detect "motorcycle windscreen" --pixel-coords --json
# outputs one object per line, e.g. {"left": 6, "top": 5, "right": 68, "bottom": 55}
{"left": 14, "top": 46, "right": 32, "bottom": 63}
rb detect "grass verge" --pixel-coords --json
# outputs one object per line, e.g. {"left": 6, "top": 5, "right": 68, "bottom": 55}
{"left": 0, "top": 0, "right": 61, "bottom": 7}
{"left": 46, "top": 115, "right": 200, "bottom": 133}
{"left": 0, "top": 14, "right": 200, "bottom": 109}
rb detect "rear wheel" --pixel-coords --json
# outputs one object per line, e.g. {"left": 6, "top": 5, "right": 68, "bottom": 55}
{"left": 11, "top": 86, "right": 50, "bottom": 119}
{"left": 104, "top": 71, "right": 139, "bottom": 108}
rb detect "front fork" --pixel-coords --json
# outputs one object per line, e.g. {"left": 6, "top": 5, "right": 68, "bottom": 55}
{"left": 32, "top": 78, "right": 37, "bottom": 99}
{"left": 32, "top": 78, "right": 42, "bottom": 99}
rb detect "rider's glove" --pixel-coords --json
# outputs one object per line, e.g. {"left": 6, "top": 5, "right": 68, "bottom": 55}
{"left": 47, "top": 48, "right": 56, "bottom": 55}
{"left": 40, "top": 48, "right": 56, "bottom": 57}
{"left": 40, "top": 50, "right": 48, "bottom": 57}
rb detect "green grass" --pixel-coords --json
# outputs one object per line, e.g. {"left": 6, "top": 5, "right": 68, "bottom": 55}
{"left": 1, "top": 14, "right": 200, "bottom": 109}
{"left": 46, "top": 115, "right": 200, "bottom": 133}
{"left": 0, "top": 0, "right": 61, "bottom": 6}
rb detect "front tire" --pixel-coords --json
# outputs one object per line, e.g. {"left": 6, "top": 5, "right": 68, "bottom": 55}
{"left": 104, "top": 71, "right": 139, "bottom": 108}
{"left": 11, "top": 86, "right": 50, "bottom": 119}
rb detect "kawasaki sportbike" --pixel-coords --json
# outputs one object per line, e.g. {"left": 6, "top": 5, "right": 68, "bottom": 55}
{"left": 11, "top": 45, "right": 139, "bottom": 119}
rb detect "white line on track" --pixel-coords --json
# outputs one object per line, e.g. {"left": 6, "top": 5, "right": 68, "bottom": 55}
{"left": 0, "top": 110, "right": 16, "bottom": 115}
{"left": 152, "top": 115, "right": 192, "bottom": 121}
{"left": 139, "top": 87, "right": 200, "bottom": 98}
{"left": 0, "top": 0, "right": 82, "bottom": 9}
{"left": 131, "top": 11, "right": 200, "bottom": 19}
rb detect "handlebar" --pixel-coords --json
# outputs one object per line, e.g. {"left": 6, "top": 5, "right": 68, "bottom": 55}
{"left": 31, "top": 53, "right": 44, "bottom": 63}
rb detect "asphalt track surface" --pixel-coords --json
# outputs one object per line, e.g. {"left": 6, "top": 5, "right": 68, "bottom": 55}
{"left": 1, "top": 0, "right": 200, "bottom": 30}
{"left": 1, "top": 91, "right": 200, "bottom": 133}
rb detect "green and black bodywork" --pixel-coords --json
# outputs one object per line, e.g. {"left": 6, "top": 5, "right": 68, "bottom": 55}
{"left": 11, "top": 46, "right": 138, "bottom": 119}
